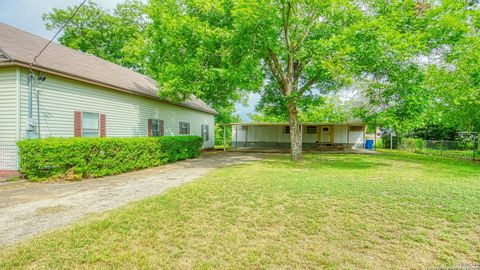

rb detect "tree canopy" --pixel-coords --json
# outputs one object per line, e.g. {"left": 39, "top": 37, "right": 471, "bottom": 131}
{"left": 45, "top": 0, "right": 480, "bottom": 158}
{"left": 43, "top": 0, "right": 147, "bottom": 73}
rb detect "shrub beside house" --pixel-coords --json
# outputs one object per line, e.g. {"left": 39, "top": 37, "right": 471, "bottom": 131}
{"left": 17, "top": 136, "right": 203, "bottom": 181}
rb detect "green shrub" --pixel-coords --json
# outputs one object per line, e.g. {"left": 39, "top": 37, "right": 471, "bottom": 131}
{"left": 17, "top": 136, "right": 203, "bottom": 181}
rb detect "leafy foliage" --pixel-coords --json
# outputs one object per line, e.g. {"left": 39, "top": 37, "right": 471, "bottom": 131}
{"left": 43, "top": 0, "right": 148, "bottom": 73}
{"left": 17, "top": 136, "right": 203, "bottom": 181}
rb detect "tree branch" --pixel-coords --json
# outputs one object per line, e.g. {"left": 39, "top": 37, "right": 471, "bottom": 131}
{"left": 267, "top": 48, "right": 286, "bottom": 94}
{"left": 300, "top": 78, "right": 316, "bottom": 94}
{"left": 283, "top": 1, "right": 294, "bottom": 85}
{"left": 293, "top": 10, "right": 318, "bottom": 52}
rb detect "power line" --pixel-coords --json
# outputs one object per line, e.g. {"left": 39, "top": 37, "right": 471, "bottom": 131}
{"left": 28, "top": 0, "right": 88, "bottom": 74}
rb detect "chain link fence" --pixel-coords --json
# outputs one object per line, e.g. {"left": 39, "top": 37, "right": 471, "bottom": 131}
{"left": 381, "top": 138, "right": 479, "bottom": 161}
{"left": 0, "top": 144, "right": 19, "bottom": 170}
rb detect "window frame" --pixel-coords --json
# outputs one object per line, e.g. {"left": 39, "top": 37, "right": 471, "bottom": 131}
{"left": 82, "top": 112, "right": 100, "bottom": 137}
{"left": 179, "top": 121, "right": 190, "bottom": 135}
{"left": 349, "top": 126, "right": 364, "bottom": 132}
{"left": 150, "top": 119, "right": 164, "bottom": 137}
{"left": 306, "top": 126, "right": 317, "bottom": 134}
{"left": 201, "top": 124, "right": 209, "bottom": 141}
{"left": 284, "top": 126, "right": 290, "bottom": 134}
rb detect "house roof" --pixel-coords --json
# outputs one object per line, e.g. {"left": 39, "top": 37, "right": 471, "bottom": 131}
{"left": 0, "top": 22, "right": 217, "bottom": 115}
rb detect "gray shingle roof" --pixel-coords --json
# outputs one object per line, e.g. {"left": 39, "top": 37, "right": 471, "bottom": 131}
{"left": 0, "top": 22, "right": 217, "bottom": 115}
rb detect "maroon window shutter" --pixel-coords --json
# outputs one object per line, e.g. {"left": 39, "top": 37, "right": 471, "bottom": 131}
{"left": 159, "top": 120, "right": 164, "bottom": 136}
{"left": 74, "top": 111, "right": 82, "bottom": 137}
{"left": 147, "top": 119, "right": 153, "bottom": 137}
{"left": 100, "top": 114, "right": 106, "bottom": 137}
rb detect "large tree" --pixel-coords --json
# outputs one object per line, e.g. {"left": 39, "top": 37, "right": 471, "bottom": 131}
{"left": 147, "top": 0, "right": 429, "bottom": 160}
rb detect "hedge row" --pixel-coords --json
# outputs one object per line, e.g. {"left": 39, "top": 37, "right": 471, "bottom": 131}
{"left": 17, "top": 136, "right": 203, "bottom": 181}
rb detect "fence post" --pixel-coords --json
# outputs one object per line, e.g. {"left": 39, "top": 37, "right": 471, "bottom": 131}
{"left": 474, "top": 135, "right": 478, "bottom": 161}
{"left": 223, "top": 124, "right": 226, "bottom": 152}
{"left": 440, "top": 140, "right": 444, "bottom": 157}
{"left": 390, "top": 133, "right": 393, "bottom": 152}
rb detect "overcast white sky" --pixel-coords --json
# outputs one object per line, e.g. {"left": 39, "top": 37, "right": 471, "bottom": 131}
{"left": 0, "top": 0, "right": 258, "bottom": 121}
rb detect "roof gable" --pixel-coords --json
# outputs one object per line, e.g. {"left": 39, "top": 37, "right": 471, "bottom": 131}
{"left": 0, "top": 48, "right": 11, "bottom": 62}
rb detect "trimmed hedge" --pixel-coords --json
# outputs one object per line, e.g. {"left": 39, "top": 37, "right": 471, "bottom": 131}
{"left": 17, "top": 136, "right": 203, "bottom": 181}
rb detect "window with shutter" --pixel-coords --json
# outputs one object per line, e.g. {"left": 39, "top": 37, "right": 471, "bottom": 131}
{"left": 179, "top": 122, "right": 190, "bottom": 134}
{"left": 201, "top": 124, "right": 209, "bottom": 141}
{"left": 82, "top": 112, "right": 100, "bottom": 137}
{"left": 148, "top": 119, "right": 164, "bottom": 137}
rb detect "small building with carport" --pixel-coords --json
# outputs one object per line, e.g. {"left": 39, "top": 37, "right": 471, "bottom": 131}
{"left": 227, "top": 122, "right": 368, "bottom": 150}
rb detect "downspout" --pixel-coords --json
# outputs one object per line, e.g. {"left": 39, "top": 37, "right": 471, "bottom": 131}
{"left": 36, "top": 87, "right": 40, "bottom": 138}
{"left": 26, "top": 74, "right": 36, "bottom": 138}
{"left": 28, "top": 74, "right": 33, "bottom": 122}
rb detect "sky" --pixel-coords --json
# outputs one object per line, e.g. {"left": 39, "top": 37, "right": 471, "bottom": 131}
{"left": 0, "top": 0, "right": 258, "bottom": 121}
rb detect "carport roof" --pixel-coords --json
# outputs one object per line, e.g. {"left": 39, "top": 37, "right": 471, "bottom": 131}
{"left": 225, "top": 122, "right": 366, "bottom": 126}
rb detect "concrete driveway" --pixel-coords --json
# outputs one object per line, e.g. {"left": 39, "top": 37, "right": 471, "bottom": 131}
{"left": 0, "top": 152, "right": 266, "bottom": 245}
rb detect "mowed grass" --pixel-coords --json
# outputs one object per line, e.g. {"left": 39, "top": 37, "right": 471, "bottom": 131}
{"left": 1, "top": 152, "right": 480, "bottom": 269}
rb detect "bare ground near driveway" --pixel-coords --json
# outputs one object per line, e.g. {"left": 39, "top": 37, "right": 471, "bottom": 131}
{"left": 0, "top": 152, "right": 266, "bottom": 245}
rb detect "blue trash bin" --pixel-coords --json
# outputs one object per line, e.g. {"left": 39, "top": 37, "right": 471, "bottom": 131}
{"left": 365, "top": 139, "right": 374, "bottom": 150}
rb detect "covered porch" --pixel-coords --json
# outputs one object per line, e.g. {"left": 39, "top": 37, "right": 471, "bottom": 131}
{"left": 225, "top": 122, "right": 370, "bottom": 151}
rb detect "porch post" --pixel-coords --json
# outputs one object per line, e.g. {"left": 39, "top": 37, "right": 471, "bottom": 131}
{"left": 235, "top": 125, "right": 238, "bottom": 148}
{"left": 363, "top": 125, "right": 366, "bottom": 149}
{"left": 300, "top": 124, "right": 303, "bottom": 149}
{"left": 346, "top": 125, "right": 350, "bottom": 149}
{"left": 374, "top": 126, "right": 377, "bottom": 151}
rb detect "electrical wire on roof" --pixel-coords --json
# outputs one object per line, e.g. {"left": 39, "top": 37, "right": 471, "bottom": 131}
{"left": 28, "top": 0, "right": 88, "bottom": 75}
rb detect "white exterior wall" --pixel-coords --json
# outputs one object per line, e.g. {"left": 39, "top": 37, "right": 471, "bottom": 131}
{"left": 17, "top": 69, "right": 215, "bottom": 149}
{"left": 232, "top": 125, "right": 365, "bottom": 147}
{"left": 0, "top": 68, "right": 18, "bottom": 144}
{"left": 349, "top": 131, "right": 364, "bottom": 147}
{"left": 0, "top": 68, "right": 19, "bottom": 170}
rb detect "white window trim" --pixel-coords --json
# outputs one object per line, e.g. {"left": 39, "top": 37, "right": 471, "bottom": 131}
{"left": 82, "top": 112, "right": 100, "bottom": 137}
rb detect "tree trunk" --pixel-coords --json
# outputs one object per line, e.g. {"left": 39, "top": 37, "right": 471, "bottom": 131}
{"left": 288, "top": 102, "right": 302, "bottom": 161}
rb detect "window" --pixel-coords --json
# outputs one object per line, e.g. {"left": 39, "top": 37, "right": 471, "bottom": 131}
{"left": 201, "top": 124, "right": 209, "bottom": 141}
{"left": 284, "top": 126, "right": 290, "bottom": 134}
{"left": 179, "top": 122, "right": 190, "bottom": 134}
{"left": 82, "top": 112, "right": 99, "bottom": 137}
{"left": 148, "top": 119, "right": 164, "bottom": 137}
{"left": 306, "top": 126, "right": 317, "bottom": 134}
{"left": 349, "top": 126, "right": 364, "bottom": 132}
{"left": 322, "top": 127, "right": 329, "bottom": 132}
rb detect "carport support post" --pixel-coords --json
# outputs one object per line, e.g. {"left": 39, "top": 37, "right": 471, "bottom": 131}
{"left": 363, "top": 125, "right": 366, "bottom": 149}
{"left": 300, "top": 125, "right": 303, "bottom": 149}
{"left": 374, "top": 126, "right": 377, "bottom": 151}
{"left": 346, "top": 125, "right": 350, "bottom": 149}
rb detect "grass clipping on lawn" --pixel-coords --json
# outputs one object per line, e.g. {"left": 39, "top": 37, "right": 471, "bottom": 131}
{"left": 1, "top": 152, "right": 480, "bottom": 269}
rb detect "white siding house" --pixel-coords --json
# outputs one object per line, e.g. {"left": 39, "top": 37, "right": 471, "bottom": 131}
{"left": 0, "top": 23, "right": 216, "bottom": 173}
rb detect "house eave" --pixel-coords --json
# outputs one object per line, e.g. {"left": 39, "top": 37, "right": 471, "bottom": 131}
{"left": 0, "top": 60, "right": 218, "bottom": 115}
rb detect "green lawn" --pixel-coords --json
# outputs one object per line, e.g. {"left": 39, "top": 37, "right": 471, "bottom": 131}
{"left": 1, "top": 152, "right": 479, "bottom": 269}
